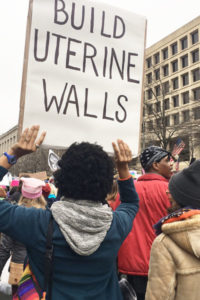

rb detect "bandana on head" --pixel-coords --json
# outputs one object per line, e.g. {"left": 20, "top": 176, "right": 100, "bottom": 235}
{"left": 140, "top": 146, "right": 171, "bottom": 170}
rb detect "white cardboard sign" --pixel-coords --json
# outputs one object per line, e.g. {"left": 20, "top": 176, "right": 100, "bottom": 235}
{"left": 20, "top": 0, "right": 146, "bottom": 154}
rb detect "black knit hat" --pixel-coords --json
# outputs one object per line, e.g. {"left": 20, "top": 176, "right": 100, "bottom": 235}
{"left": 140, "top": 146, "right": 170, "bottom": 170}
{"left": 169, "top": 160, "right": 200, "bottom": 208}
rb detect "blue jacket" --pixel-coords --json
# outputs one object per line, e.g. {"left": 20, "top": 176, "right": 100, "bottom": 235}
{"left": 0, "top": 175, "right": 138, "bottom": 299}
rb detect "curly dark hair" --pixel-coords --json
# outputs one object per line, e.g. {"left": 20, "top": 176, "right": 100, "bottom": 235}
{"left": 53, "top": 142, "right": 114, "bottom": 202}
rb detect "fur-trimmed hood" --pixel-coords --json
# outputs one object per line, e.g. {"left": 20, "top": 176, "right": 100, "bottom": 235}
{"left": 162, "top": 214, "right": 200, "bottom": 259}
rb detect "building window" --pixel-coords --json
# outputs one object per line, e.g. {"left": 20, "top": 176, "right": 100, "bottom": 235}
{"left": 173, "top": 113, "right": 179, "bottom": 125}
{"left": 154, "top": 52, "right": 160, "bottom": 65}
{"left": 182, "top": 73, "right": 189, "bottom": 86}
{"left": 172, "top": 95, "right": 179, "bottom": 107}
{"left": 164, "top": 98, "right": 170, "bottom": 110}
{"left": 162, "top": 64, "right": 169, "bottom": 77}
{"left": 171, "top": 60, "right": 178, "bottom": 72}
{"left": 192, "top": 68, "right": 200, "bottom": 82}
{"left": 191, "top": 49, "right": 199, "bottom": 63}
{"left": 165, "top": 116, "right": 170, "bottom": 126}
{"left": 162, "top": 48, "right": 168, "bottom": 60}
{"left": 180, "top": 36, "right": 188, "bottom": 50}
{"left": 163, "top": 81, "right": 169, "bottom": 94}
{"left": 172, "top": 77, "right": 179, "bottom": 90}
{"left": 171, "top": 42, "right": 178, "bottom": 55}
{"left": 146, "top": 73, "right": 152, "bottom": 84}
{"left": 193, "top": 87, "right": 200, "bottom": 100}
{"left": 147, "top": 120, "right": 153, "bottom": 131}
{"left": 146, "top": 57, "right": 152, "bottom": 68}
{"left": 147, "top": 89, "right": 153, "bottom": 100}
{"left": 156, "top": 118, "right": 161, "bottom": 127}
{"left": 181, "top": 55, "right": 188, "bottom": 68}
{"left": 155, "top": 101, "right": 161, "bottom": 112}
{"left": 142, "top": 122, "right": 145, "bottom": 132}
{"left": 182, "top": 110, "right": 190, "bottom": 122}
{"left": 154, "top": 68, "right": 160, "bottom": 80}
{"left": 182, "top": 91, "right": 189, "bottom": 104}
{"left": 155, "top": 85, "right": 161, "bottom": 96}
{"left": 194, "top": 107, "right": 200, "bottom": 119}
{"left": 191, "top": 30, "right": 199, "bottom": 44}
{"left": 147, "top": 104, "right": 153, "bottom": 115}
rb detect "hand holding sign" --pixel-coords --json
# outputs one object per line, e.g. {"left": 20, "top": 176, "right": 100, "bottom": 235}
{"left": 9, "top": 125, "right": 46, "bottom": 158}
{"left": 112, "top": 139, "right": 132, "bottom": 179}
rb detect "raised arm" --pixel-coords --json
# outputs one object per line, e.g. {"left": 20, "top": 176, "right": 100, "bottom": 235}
{"left": 112, "top": 140, "right": 139, "bottom": 238}
{"left": 112, "top": 139, "right": 132, "bottom": 179}
{"left": 0, "top": 125, "right": 46, "bottom": 179}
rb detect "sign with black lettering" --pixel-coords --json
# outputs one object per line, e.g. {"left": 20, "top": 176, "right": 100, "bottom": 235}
{"left": 19, "top": 0, "right": 146, "bottom": 153}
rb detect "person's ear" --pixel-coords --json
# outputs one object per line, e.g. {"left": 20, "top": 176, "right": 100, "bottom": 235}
{"left": 152, "top": 161, "right": 159, "bottom": 171}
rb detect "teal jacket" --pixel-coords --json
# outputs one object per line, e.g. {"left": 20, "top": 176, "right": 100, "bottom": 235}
{"left": 0, "top": 177, "right": 139, "bottom": 300}
{"left": 0, "top": 166, "right": 8, "bottom": 181}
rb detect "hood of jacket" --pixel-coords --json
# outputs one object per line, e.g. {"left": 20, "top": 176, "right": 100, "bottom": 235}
{"left": 51, "top": 197, "right": 113, "bottom": 256}
{"left": 162, "top": 214, "right": 200, "bottom": 259}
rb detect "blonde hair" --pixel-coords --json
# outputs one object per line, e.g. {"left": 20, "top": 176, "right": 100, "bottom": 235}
{"left": 106, "top": 179, "right": 118, "bottom": 202}
{"left": 0, "top": 187, "right": 7, "bottom": 198}
{"left": 18, "top": 195, "right": 47, "bottom": 209}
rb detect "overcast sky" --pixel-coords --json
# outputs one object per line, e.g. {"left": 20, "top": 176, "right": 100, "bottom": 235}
{"left": 0, "top": 0, "right": 199, "bottom": 134}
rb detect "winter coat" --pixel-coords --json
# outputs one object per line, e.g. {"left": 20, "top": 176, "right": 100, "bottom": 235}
{"left": 145, "top": 214, "right": 200, "bottom": 300}
{"left": 0, "top": 178, "right": 139, "bottom": 300}
{"left": 0, "top": 233, "right": 26, "bottom": 285}
{"left": 0, "top": 167, "right": 8, "bottom": 181}
{"left": 114, "top": 173, "right": 170, "bottom": 276}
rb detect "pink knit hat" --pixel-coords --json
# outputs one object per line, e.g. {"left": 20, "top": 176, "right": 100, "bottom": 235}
{"left": 21, "top": 177, "right": 45, "bottom": 199}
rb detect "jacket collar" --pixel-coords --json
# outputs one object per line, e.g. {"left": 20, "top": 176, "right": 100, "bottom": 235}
{"left": 137, "top": 173, "right": 169, "bottom": 182}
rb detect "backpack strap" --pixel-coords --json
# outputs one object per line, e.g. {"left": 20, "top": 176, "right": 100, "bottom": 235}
{"left": 44, "top": 214, "right": 54, "bottom": 300}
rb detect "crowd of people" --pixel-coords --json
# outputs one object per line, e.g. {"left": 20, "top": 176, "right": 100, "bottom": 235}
{"left": 0, "top": 125, "right": 199, "bottom": 300}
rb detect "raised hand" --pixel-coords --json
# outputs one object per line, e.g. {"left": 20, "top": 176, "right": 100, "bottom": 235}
{"left": 9, "top": 125, "right": 46, "bottom": 158}
{"left": 112, "top": 139, "right": 132, "bottom": 179}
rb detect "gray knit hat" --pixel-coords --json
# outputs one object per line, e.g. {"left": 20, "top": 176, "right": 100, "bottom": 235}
{"left": 169, "top": 160, "right": 200, "bottom": 208}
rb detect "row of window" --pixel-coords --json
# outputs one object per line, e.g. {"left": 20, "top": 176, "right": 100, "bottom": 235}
{"left": 146, "top": 48, "right": 199, "bottom": 83}
{"left": 146, "top": 69, "right": 200, "bottom": 100}
{"left": 0, "top": 136, "right": 16, "bottom": 152}
{"left": 146, "top": 29, "right": 199, "bottom": 68}
{"left": 145, "top": 87, "right": 200, "bottom": 114}
{"left": 146, "top": 107, "right": 200, "bottom": 130}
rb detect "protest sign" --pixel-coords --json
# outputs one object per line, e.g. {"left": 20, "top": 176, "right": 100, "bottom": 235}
{"left": 48, "top": 149, "right": 60, "bottom": 171}
{"left": 19, "top": 171, "right": 47, "bottom": 180}
{"left": 19, "top": 0, "right": 146, "bottom": 154}
{"left": 0, "top": 172, "right": 12, "bottom": 187}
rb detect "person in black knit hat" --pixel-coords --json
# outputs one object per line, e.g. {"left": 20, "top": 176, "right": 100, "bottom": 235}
{"left": 146, "top": 160, "right": 200, "bottom": 300}
{"left": 169, "top": 159, "right": 200, "bottom": 209}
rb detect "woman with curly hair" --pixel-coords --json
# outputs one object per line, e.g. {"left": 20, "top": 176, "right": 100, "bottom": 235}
{"left": 0, "top": 125, "right": 139, "bottom": 300}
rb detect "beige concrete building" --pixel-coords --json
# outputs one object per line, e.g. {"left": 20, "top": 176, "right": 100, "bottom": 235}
{"left": 142, "top": 16, "right": 200, "bottom": 164}
{"left": 0, "top": 125, "right": 18, "bottom": 154}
